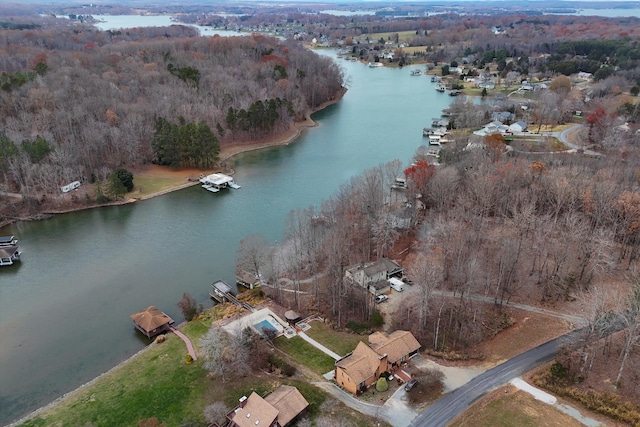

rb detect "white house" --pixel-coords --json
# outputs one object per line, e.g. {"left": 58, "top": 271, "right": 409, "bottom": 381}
{"left": 509, "top": 121, "right": 528, "bottom": 133}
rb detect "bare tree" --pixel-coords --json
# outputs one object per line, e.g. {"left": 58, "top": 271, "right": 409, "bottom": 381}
{"left": 236, "top": 233, "right": 270, "bottom": 278}
{"left": 615, "top": 274, "right": 640, "bottom": 387}
{"left": 406, "top": 252, "right": 442, "bottom": 334}
{"left": 203, "top": 402, "right": 230, "bottom": 426}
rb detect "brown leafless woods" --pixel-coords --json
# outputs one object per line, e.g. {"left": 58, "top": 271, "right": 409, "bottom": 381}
{"left": 0, "top": 19, "right": 344, "bottom": 200}
{"left": 255, "top": 146, "right": 639, "bottom": 394}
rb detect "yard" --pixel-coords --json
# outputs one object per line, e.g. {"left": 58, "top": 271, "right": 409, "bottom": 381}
{"left": 450, "top": 386, "right": 585, "bottom": 427}
{"left": 303, "top": 320, "right": 367, "bottom": 357}
{"left": 20, "top": 319, "right": 211, "bottom": 427}
{"left": 272, "top": 335, "right": 336, "bottom": 375}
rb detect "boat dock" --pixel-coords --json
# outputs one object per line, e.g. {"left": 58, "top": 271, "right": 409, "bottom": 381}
{"left": 0, "top": 235, "right": 22, "bottom": 267}
{"left": 199, "top": 173, "right": 241, "bottom": 193}
{"left": 210, "top": 280, "right": 256, "bottom": 312}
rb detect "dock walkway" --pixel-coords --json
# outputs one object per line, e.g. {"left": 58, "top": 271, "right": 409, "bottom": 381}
{"left": 169, "top": 326, "right": 197, "bottom": 361}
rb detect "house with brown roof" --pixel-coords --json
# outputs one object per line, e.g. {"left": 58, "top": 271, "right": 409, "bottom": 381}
{"left": 130, "top": 306, "right": 174, "bottom": 339}
{"left": 227, "top": 385, "right": 309, "bottom": 427}
{"left": 369, "top": 330, "right": 421, "bottom": 368}
{"left": 334, "top": 330, "right": 420, "bottom": 395}
{"left": 335, "top": 341, "right": 388, "bottom": 395}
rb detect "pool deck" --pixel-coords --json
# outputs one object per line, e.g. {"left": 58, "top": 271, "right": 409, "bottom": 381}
{"left": 222, "top": 308, "right": 343, "bottom": 362}
{"left": 222, "top": 307, "right": 288, "bottom": 336}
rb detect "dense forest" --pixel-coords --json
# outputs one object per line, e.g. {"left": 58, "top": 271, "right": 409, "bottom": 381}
{"left": 0, "top": 20, "right": 344, "bottom": 196}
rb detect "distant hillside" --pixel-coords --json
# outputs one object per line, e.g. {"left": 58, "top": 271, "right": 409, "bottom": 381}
{"left": 0, "top": 21, "right": 344, "bottom": 195}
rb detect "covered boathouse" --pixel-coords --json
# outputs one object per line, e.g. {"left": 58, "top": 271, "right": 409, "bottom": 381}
{"left": 130, "top": 306, "right": 175, "bottom": 339}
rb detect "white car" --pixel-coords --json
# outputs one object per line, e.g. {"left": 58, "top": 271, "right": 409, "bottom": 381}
{"left": 375, "top": 294, "right": 388, "bottom": 304}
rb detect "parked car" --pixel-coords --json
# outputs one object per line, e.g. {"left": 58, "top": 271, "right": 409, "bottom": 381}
{"left": 402, "top": 277, "right": 414, "bottom": 285}
{"left": 375, "top": 294, "right": 388, "bottom": 304}
{"left": 404, "top": 378, "right": 419, "bottom": 391}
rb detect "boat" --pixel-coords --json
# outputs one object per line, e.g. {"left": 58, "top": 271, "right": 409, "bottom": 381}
{"left": 423, "top": 127, "right": 448, "bottom": 137}
{"left": 199, "top": 173, "right": 241, "bottom": 192}
{"left": 410, "top": 69, "right": 422, "bottom": 76}
{"left": 428, "top": 135, "right": 442, "bottom": 146}
{"left": 435, "top": 83, "right": 446, "bottom": 92}
{"left": 0, "top": 235, "right": 18, "bottom": 247}
{"left": 0, "top": 236, "right": 21, "bottom": 267}
{"left": 368, "top": 62, "right": 383, "bottom": 68}
{"left": 448, "top": 89, "right": 461, "bottom": 96}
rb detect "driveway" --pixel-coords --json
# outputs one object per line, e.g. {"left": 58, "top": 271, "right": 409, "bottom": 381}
{"left": 313, "top": 381, "right": 418, "bottom": 427}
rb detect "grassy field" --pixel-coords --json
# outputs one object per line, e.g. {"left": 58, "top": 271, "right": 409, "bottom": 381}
{"left": 402, "top": 45, "right": 429, "bottom": 55}
{"left": 273, "top": 336, "right": 336, "bottom": 375}
{"left": 364, "top": 30, "right": 419, "bottom": 43}
{"left": 450, "top": 387, "right": 584, "bottom": 427}
{"left": 21, "top": 319, "right": 211, "bottom": 427}
{"left": 304, "top": 321, "right": 366, "bottom": 357}
{"left": 130, "top": 175, "right": 194, "bottom": 198}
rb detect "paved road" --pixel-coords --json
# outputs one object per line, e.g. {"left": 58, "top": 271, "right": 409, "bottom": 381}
{"left": 407, "top": 329, "right": 584, "bottom": 427}
{"left": 550, "top": 125, "right": 601, "bottom": 157}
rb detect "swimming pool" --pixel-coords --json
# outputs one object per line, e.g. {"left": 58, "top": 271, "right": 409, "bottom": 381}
{"left": 253, "top": 318, "right": 283, "bottom": 337}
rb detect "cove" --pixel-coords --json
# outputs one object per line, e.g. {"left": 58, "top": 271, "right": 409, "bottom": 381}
{"left": 0, "top": 52, "right": 458, "bottom": 424}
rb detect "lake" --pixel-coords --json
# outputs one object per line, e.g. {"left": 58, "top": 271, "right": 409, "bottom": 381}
{"left": 0, "top": 36, "right": 460, "bottom": 424}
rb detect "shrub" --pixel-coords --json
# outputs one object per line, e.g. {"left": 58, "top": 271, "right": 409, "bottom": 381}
{"left": 376, "top": 377, "right": 389, "bottom": 392}
{"left": 346, "top": 321, "right": 370, "bottom": 335}
{"left": 268, "top": 354, "right": 296, "bottom": 377}
{"left": 370, "top": 310, "right": 384, "bottom": 327}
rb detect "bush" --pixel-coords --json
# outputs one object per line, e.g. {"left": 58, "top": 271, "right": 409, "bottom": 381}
{"left": 346, "top": 321, "right": 370, "bottom": 335}
{"left": 550, "top": 362, "right": 567, "bottom": 380}
{"left": 268, "top": 354, "right": 296, "bottom": 377}
{"left": 376, "top": 377, "right": 389, "bottom": 392}
{"left": 370, "top": 309, "right": 384, "bottom": 327}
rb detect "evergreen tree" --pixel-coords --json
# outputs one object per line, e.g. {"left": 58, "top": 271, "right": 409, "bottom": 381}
{"left": 113, "top": 167, "right": 134, "bottom": 192}
{"left": 21, "top": 136, "right": 51, "bottom": 163}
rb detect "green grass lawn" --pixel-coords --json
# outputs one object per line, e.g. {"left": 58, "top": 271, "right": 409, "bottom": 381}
{"left": 304, "top": 322, "right": 366, "bottom": 357}
{"left": 130, "top": 176, "right": 193, "bottom": 198}
{"left": 21, "top": 333, "right": 208, "bottom": 426}
{"left": 273, "top": 336, "right": 336, "bottom": 375}
{"left": 19, "top": 314, "right": 219, "bottom": 427}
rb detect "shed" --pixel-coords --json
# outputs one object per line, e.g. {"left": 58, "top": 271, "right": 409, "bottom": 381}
{"left": 130, "top": 306, "right": 174, "bottom": 338}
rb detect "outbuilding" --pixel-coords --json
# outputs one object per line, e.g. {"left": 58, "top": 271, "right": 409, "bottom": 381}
{"left": 130, "top": 306, "right": 174, "bottom": 339}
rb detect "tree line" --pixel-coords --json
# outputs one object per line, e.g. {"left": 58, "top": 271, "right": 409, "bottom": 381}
{"left": 0, "top": 22, "right": 344, "bottom": 199}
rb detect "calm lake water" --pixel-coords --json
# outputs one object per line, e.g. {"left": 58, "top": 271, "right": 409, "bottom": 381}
{"left": 0, "top": 16, "right": 456, "bottom": 426}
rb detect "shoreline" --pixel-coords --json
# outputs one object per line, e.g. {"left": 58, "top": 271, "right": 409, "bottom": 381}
{"left": 0, "top": 91, "right": 342, "bottom": 230}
